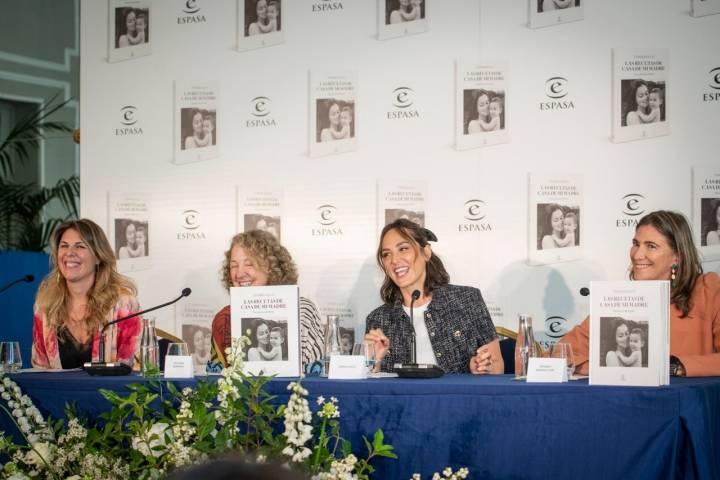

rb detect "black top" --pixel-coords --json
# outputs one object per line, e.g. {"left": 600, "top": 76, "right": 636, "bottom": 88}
{"left": 58, "top": 327, "right": 92, "bottom": 369}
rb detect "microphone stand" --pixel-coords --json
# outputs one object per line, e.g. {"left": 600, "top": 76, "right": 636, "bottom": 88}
{"left": 394, "top": 289, "right": 444, "bottom": 378}
{"left": 0, "top": 275, "right": 34, "bottom": 295}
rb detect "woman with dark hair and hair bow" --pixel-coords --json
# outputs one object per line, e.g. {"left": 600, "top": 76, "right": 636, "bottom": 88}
{"left": 364, "top": 219, "right": 503, "bottom": 374}
{"left": 560, "top": 210, "right": 720, "bottom": 377}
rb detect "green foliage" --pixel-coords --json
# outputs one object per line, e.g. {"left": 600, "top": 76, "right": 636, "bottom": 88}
{"left": 0, "top": 94, "right": 78, "bottom": 251}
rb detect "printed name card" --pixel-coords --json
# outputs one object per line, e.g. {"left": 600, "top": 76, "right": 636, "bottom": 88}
{"left": 328, "top": 355, "right": 367, "bottom": 379}
{"left": 526, "top": 358, "right": 567, "bottom": 383}
{"left": 164, "top": 355, "right": 194, "bottom": 378}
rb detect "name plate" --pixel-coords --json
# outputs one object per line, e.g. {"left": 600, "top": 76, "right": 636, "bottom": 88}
{"left": 526, "top": 358, "right": 567, "bottom": 383}
{"left": 164, "top": 355, "right": 194, "bottom": 379}
{"left": 328, "top": 355, "right": 367, "bottom": 379}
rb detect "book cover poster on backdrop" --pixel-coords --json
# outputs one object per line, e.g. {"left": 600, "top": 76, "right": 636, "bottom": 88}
{"left": 378, "top": 0, "right": 429, "bottom": 40}
{"left": 237, "top": 0, "right": 283, "bottom": 52}
{"left": 589, "top": 280, "right": 670, "bottom": 387}
{"left": 174, "top": 81, "right": 219, "bottom": 164}
{"left": 377, "top": 179, "right": 427, "bottom": 231}
{"left": 691, "top": 0, "right": 720, "bottom": 17}
{"left": 309, "top": 71, "right": 358, "bottom": 157}
{"left": 527, "top": 173, "right": 583, "bottom": 265}
{"left": 455, "top": 62, "right": 508, "bottom": 150}
{"left": 612, "top": 48, "right": 669, "bottom": 143}
{"left": 692, "top": 166, "right": 720, "bottom": 260}
{"left": 528, "top": 0, "right": 583, "bottom": 29}
{"left": 238, "top": 186, "right": 283, "bottom": 241}
{"left": 108, "top": 193, "right": 151, "bottom": 272}
{"left": 107, "top": 0, "right": 151, "bottom": 62}
{"left": 231, "top": 285, "right": 300, "bottom": 376}
{"left": 176, "top": 300, "right": 216, "bottom": 374}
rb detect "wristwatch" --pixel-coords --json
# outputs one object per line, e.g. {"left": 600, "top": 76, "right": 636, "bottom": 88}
{"left": 670, "top": 356, "right": 686, "bottom": 377}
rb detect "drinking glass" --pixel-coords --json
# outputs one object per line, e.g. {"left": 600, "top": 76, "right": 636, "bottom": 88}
{"left": 550, "top": 342, "right": 575, "bottom": 379}
{"left": 166, "top": 342, "right": 190, "bottom": 357}
{"left": 0, "top": 342, "right": 22, "bottom": 373}
{"left": 355, "top": 341, "right": 377, "bottom": 374}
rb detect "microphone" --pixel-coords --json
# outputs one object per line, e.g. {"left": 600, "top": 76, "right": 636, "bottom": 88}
{"left": 579, "top": 287, "right": 590, "bottom": 297}
{"left": 0, "top": 274, "right": 34, "bottom": 295}
{"left": 393, "top": 289, "right": 444, "bottom": 379}
{"left": 86, "top": 288, "right": 192, "bottom": 376}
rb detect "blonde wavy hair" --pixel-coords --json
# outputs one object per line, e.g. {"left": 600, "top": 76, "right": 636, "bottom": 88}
{"left": 35, "top": 219, "right": 137, "bottom": 336}
{"left": 220, "top": 230, "right": 298, "bottom": 291}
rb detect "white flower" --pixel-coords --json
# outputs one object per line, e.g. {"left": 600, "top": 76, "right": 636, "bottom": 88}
{"left": 316, "top": 395, "right": 325, "bottom": 405}
{"left": 25, "top": 441, "right": 54, "bottom": 467}
{"left": 131, "top": 422, "right": 170, "bottom": 458}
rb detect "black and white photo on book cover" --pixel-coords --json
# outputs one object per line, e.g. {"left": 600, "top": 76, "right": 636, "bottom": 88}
{"left": 231, "top": 285, "right": 300, "bottom": 376}
{"left": 528, "top": 0, "right": 582, "bottom": 29}
{"left": 378, "top": 0, "right": 429, "bottom": 40}
{"left": 237, "top": 0, "right": 283, "bottom": 52}
{"left": 238, "top": 186, "right": 283, "bottom": 242}
{"left": 174, "top": 81, "right": 219, "bottom": 164}
{"left": 527, "top": 173, "right": 582, "bottom": 265}
{"left": 692, "top": 167, "right": 720, "bottom": 260}
{"left": 108, "top": 0, "right": 151, "bottom": 62}
{"left": 181, "top": 324, "right": 213, "bottom": 374}
{"left": 377, "top": 179, "right": 427, "bottom": 232}
{"left": 612, "top": 49, "right": 669, "bottom": 143}
{"left": 108, "top": 193, "right": 151, "bottom": 272}
{"left": 455, "top": 62, "right": 508, "bottom": 150}
{"left": 309, "top": 71, "right": 358, "bottom": 157}
{"left": 589, "top": 280, "right": 669, "bottom": 386}
{"left": 690, "top": 0, "right": 720, "bottom": 17}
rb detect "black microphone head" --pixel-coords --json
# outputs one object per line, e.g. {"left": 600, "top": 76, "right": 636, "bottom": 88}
{"left": 181, "top": 287, "right": 192, "bottom": 297}
{"left": 411, "top": 290, "right": 421, "bottom": 300}
{"left": 579, "top": 287, "right": 590, "bottom": 297}
{"left": 24, "top": 274, "right": 34, "bottom": 282}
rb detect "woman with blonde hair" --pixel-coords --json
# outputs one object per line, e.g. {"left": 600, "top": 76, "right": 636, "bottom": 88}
{"left": 32, "top": 219, "right": 141, "bottom": 369}
{"left": 211, "top": 230, "right": 323, "bottom": 370}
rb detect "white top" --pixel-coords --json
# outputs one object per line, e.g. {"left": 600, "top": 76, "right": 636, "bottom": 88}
{"left": 403, "top": 302, "right": 438, "bottom": 365}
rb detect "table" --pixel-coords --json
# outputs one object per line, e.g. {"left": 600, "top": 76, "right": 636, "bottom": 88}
{"left": 2, "top": 372, "right": 719, "bottom": 479}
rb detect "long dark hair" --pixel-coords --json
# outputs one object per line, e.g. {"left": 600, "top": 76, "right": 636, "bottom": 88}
{"left": 376, "top": 219, "right": 449, "bottom": 304}
{"left": 631, "top": 211, "right": 702, "bottom": 318}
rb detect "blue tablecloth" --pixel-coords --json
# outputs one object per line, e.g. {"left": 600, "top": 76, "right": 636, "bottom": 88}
{"left": 2, "top": 372, "right": 719, "bottom": 479}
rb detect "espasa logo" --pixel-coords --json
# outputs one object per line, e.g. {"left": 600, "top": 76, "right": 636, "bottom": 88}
{"left": 178, "top": 0, "right": 206, "bottom": 24}
{"left": 458, "top": 199, "right": 492, "bottom": 233}
{"left": 312, "top": 0, "right": 344, "bottom": 13}
{"left": 312, "top": 204, "right": 343, "bottom": 236}
{"left": 545, "top": 316, "right": 568, "bottom": 339}
{"left": 387, "top": 86, "right": 420, "bottom": 120}
{"left": 115, "top": 106, "right": 142, "bottom": 136}
{"left": 177, "top": 209, "right": 206, "bottom": 240}
{"left": 540, "top": 76, "right": 574, "bottom": 111}
{"left": 616, "top": 193, "right": 645, "bottom": 228}
{"left": 704, "top": 67, "right": 720, "bottom": 102}
{"left": 247, "top": 96, "right": 277, "bottom": 128}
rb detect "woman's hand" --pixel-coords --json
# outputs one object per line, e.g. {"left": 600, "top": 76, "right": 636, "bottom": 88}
{"left": 364, "top": 329, "right": 390, "bottom": 371}
{"left": 469, "top": 339, "right": 504, "bottom": 375}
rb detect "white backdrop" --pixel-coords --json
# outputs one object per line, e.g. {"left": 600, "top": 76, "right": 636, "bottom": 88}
{"left": 80, "top": 0, "right": 720, "bottom": 347}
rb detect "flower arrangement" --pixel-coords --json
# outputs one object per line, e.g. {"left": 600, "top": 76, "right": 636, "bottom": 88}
{"left": 0, "top": 337, "right": 468, "bottom": 479}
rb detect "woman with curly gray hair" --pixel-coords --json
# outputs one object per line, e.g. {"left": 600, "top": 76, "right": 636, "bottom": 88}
{"left": 210, "top": 230, "right": 323, "bottom": 369}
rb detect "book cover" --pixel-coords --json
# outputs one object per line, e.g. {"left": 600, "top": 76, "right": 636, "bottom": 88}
{"left": 309, "top": 71, "right": 358, "bottom": 157}
{"left": 378, "top": 0, "right": 429, "bottom": 40}
{"left": 237, "top": 0, "right": 284, "bottom": 52}
{"left": 455, "top": 61, "right": 508, "bottom": 150}
{"left": 108, "top": 192, "right": 151, "bottom": 272}
{"left": 238, "top": 185, "right": 283, "bottom": 242}
{"left": 231, "top": 285, "right": 300, "bottom": 377}
{"left": 692, "top": 166, "right": 720, "bottom": 260}
{"left": 528, "top": 0, "right": 583, "bottom": 29}
{"left": 527, "top": 173, "right": 582, "bottom": 265}
{"left": 611, "top": 48, "right": 669, "bottom": 143}
{"left": 176, "top": 299, "right": 216, "bottom": 375}
{"left": 377, "top": 179, "right": 427, "bottom": 232}
{"left": 108, "top": 0, "right": 151, "bottom": 63}
{"left": 173, "top": 81, "right": 219, "bottom": 165}
{"left": 589, "top": 280, "right": 670, "bottom": 386}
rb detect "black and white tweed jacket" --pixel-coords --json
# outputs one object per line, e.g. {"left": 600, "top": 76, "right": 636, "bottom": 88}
{"left": 365, "top": 284, "right": 497, "bottom": 373}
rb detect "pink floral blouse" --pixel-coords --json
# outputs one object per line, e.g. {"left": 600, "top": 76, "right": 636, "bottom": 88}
{"left": 31, "top": 295, "right": 142, "bottom": 369}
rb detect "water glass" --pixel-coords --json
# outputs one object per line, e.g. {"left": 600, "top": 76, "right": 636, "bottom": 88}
{"left": 0, "top": 342, "right": 22, "bottom": 373}
{"left": 166, "top": 342, "right": 190, "bottom": 357}
{"left": 352, "top": 341, "right": 377, "bottom": 373}
{"left": 550, "top": 342, "right": 575, "bottom": 379}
